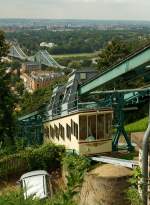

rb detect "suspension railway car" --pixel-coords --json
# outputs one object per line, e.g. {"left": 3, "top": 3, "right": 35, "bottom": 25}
{"left": 43, "top": 70, "right": 113, "bottom": 155}
{"left": 44, "top": 109, "right": 113, "bottom": 155}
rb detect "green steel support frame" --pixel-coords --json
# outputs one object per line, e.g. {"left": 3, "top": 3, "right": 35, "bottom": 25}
{"left": 18, "top": 44, "right": 150, "bottom": 152}
{"left": 18, "top": 112, "right": 43, "bottom": 146}
{"left": 112, "top": 93, "right": 134, "bottom": 151}
{"left": 79, "top": 45, "right": 150, "bottom": 95}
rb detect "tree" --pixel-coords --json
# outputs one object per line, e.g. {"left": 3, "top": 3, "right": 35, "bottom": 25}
{"left": 0, "top": 31, "right": 9, "bottom": 60}
{"left": 15, "top": 80, "right": 24, "bottom": 95}
{"left": 0, "top": 31, "right": 16, "bottom": 146}
{"left": 68, "top": 61, "right": 82, "bottom": 69}
{"left": 97, "top": 39, "right": 130, "bottom": 72}
{"left": 11, "top": 60, "right": 21, "bottom": 77}
{"left": 81, "top": 59, "right": 92, "bottom": 67}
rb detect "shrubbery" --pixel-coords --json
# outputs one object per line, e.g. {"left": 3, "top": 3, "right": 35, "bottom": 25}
{"left": 126, "top": 167, "right": 143, "bottom": 205}
{"left": 0, "top": 153, "right": 90, "bottom": 205}
{"left": 61, "top": 154, "right": 90, "bottom": 204}
{"left": 0, "top": 189, "right": 42, "bottom": 205}
{"left": 0, "top": 189, "right": 76, "bottom": 205}
{"left": 63, "top": 154, "right": 90, "bottom": 188}
{"left": 0, "top": 143, "right": 65, "bottom": 178}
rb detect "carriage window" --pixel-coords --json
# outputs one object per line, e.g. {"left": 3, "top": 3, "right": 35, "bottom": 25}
{"left": 71, "top": 119, "right": 74, "bottom": 134}
{"left": 105, "top": 113, "right": 112, "bottom": 138}
{"left": 97, "top": 114, "right": 105, "bottom": 139}
{"left": 87, "top": 115, "right": 96, "bottom": 141}
{"left": 49, "top": 125, "right": 51, "bottom": 138}
{"left": 59, "top": 123, "right": 65, "bottom": 140}
{"left": 73, "top": 122, "right": 76, "bottom": 136}
{"left": 56, "top": 126, "right": 59, "bottom": 139}
{"left": 66, "top": 124, "right": 71, "bottom": 140}
{"left": 54, "top": 125, "right": 59, "bottom": 139}
{"left": 62, "top": 126, "right": 65, "bottom": 139}
{"left": 49, "top": 125, "right": 54, "bottom": 139}
{"left": 79, "top": 116, "right": 87, "bottom": 140}
{"left": 44, "top": 126, "right": 49, "bottom": 138}
{"left": 52, "top": 126, "right": 54, "bottom": 138}
{"left": 74, "top": 123, "right": 78, "bottom": 139}
{"left": 59, "top": 123, "right": 61, "bottom": 138}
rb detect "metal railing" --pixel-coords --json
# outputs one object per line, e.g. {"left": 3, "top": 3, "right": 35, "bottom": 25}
{"left": 44, "top": 92, "right": 105, "bottom": 121}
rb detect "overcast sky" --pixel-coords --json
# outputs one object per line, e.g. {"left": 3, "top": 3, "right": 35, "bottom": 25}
{"left": 0, "top": 0, "right": 150, "bottom": 20}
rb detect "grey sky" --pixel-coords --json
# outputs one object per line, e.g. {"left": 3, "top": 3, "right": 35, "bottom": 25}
{"left": 0, "top": 0, "right": 150, "bottom": 20}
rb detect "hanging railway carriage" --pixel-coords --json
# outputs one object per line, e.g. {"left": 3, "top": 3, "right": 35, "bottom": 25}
{"left": 44, "top": 110, "right": 113, "bottom": 155}
{"left": 43, "top": 70, "right": 113, "bottom": 155}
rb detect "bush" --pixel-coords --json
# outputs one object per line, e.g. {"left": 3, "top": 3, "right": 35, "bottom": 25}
{"left": 0, "top": 189, "right": 42, "bottom": 205}
{"left": 27, "top": 144, "right": 65, "bottom": 171}
{"left": 126, "top": 167, "right": 143, "bottom": 205}
{"left": 61, "top": 154, "right": 90, "bottom": 204}
{"left": 63, "top": 154, "right": 90, "bottom": 188}
{"left": 0, "top": 143, "right": 65, "bottom": 178}
{"left": 15, "top": 137, "right": 28, "bottom": 152}
{"left": 0, "top": 189, "right": 76, "bottom": 205}
{"left": 0, "top": 145, "right": 16, "bottom": 158}
{"left": 0, "top": 154, "right": 89, "bottom": 205}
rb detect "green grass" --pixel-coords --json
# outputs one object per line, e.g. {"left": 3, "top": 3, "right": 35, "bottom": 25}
{"left": 125, "top": 117, "right": 149, "bottom": 133}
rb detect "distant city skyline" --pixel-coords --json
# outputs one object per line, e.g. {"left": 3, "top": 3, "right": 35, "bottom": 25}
{"left": 0, "top": 0, "right": 150, "bottom": 21}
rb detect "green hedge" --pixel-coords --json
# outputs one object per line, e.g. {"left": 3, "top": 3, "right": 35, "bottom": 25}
{"left": 0, "top": 143, "right": 65, "bottom": 178}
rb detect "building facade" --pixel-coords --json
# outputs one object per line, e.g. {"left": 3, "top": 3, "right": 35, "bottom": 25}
{"left": 21, "top": 70, "right": 62, "bottom": 92}
{"left": 21, "top": 62, "right": 41, "bottom": 74}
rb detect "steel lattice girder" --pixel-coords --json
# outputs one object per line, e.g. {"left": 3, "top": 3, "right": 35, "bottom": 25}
{"left": 79, "top": 45, "right": 150, "bottom": 95}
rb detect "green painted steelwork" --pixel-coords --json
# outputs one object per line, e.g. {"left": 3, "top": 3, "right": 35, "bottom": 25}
{"left": 18, "top": 110, "right": 43, "bottom": 145}
{"left": 18, "top": 45, "right": 150, "bottom": 151}
{"left": 86, "top": 88, "right": 149, "bottom": 150}
{"left": 112, "top": 93, "right": 134, "bottom": 151}
{"left": 77, "top": 45, "right": 150, "bottom": 151}
{"left": 79, "top": 45, "right": 150, "bottom": 95}
{"left": 18, "top": 111, "right": 40, "bottom": 121}
{"left": 9, "top": 45, "right": 62, "bottom": 68}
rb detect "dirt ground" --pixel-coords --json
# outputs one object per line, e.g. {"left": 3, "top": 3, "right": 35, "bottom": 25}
{"left": 0, "top": 175, "right": 19, "bottom": 195}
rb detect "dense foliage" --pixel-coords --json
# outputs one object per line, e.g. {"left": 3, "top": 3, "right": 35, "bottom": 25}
{"left": 63, "top": 154, "right": 90, "bottom": 189}
{"left": 0, "top": 31, "right": 17, "bottom": 147}
{"left": 0, "top": 31, "right": 9, "bottom": 58}
{"left": 127, "top": 167, "right": 143, "bottom": 205}
{"left": 6, "top": 28, "right": 150, "bottom": 55}
{"left": 0, "top": 154, "right": 90, "bottom": 205}
{"left": 0, "top": 189, "right": 78, "bottom": 205}
{"left": 97, "top": 39, "right": 130, "bottom": 71}
{"left": 19, "top": 76, "right": 67, "bottom": 116}
{"left": 0, "top": 143, "right": 65, "bottom": 178}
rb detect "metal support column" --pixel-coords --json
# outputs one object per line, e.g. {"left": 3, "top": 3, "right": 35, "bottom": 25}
{"left": 112, "top": 93, "right": 134, "bottom": 151}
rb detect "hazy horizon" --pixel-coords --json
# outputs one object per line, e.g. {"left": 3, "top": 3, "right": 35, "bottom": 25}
{"left": 0, "top": 18, "right": 150, "bottom": 22}
{"left": 0, "top": 0, "right": 150, "bottom": 21}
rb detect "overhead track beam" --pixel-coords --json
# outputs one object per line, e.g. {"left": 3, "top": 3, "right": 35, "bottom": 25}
{"left": 79, "top": 45, "right": 150, "bottom": 95}
{"left": 89, "top": 88, "right": 150, "bottom": 95}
